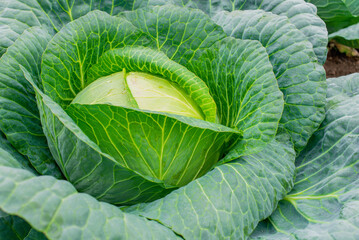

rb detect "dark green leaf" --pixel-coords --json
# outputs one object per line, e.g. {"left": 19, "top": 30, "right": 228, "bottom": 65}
{"left": 329, "top": 23, "right": 359, "bottom": 49}
{"left": 0, "top": 0, "right": 169, "bottom": 56}
{"left": 123, "top": 4, "right": 227, "bottom": 66}
{"left": 0, "top": 166, "right": 180, "bottom": 240}
{"left": 0, "top": 132, "right": 36, "bottom": 174}
{"left": 188, "top": 37, "right": 284, "bottom": 158}
{"left": 0, "top": 210, "right": 32, "bottom": 240}
{"left": 214, "top": 10, "right": 327, "bottom": 152}
{"left": 251, "top": 73, "right": 359, "bottom": 239}
{"left": 0, "top": 26, "right": 61, "bottom": 177}
{"left": 172, "top": 0, "right": 328, "bottom": 64}
{"left": 24, "top": 229, "right": 48, "bottom": 240}
{"left": 306, "top": 0, "right": 359, "bottom": 33}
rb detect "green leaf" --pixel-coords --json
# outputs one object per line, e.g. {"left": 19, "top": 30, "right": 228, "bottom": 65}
{"left": 0, "top": 142, "right": 43, "bottom": 239}
{"left": 0, "top": 208, "right": 47, "bottom": 240}
{"left": 122, "top": 4, "right": 227, "bottom": 66}
{"left": 0, "top": 132, "right": 36, "bottom": 174}
{"left": 0, "top": 0, "right": 170, "bottom": 56}
{"left": 246, "top": 0, "right": 328, "bottom": 64}
{"left": 126, "top": 133, "right": 296, "bottom": 239}
{"left": 0, "top": 26, "right": 62, "bottom": 177}
{"left": 258, "top": 0, "right": 328, "bottom": 65}
{"left": 0, "top": 148, "right": 23, "bottom": 171}
{"left": 171, "top": 0, "right": 328, "bottom": 64}
{"left": 250, "top": 73, "right": 359, "bottom": 239}
{"left": 31, "top": 0, "right": 173, "bottom": 29}
{"left": 329, "top": 23, "right": 359, "bottom": 49}
{"left": 0, "top": 210, "right": 32, "bottom": 240}
{"left": 305, "top": 0, "right": 359, "bottom": 33}
{"left": 188, "top": 37, "right": 284, "bottom": 158}
{"left": 0, "top": 0, "right": 53, "bottom": 56}
{"left": 67, "top": 102, "right": 237, "bottom": 187}
{"left": 0, "top": 166, "right": 180, "bottom": 240}
{"left": 24, "top": 229, "right": 48, "bottom": 240}
{"left": 0, "top": 144, "right": 24, "bottom": 170}
{"left": 214, "top": 10, "right": 327, "bottom": 152}
{"left": 23, "top": 66, "right": 171, "bottom": 205}
{"left": 41, "top": 11, "right": 152, "bottom": 107}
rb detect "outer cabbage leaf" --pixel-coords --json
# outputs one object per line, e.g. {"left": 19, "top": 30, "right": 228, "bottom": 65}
{"left": 214, "top": 10, "right": 327, "bottom": 152}
{"left": 0, "top": 144, "right": 46, "bottom": 239}
{"left": 188, "top": 37, "right": 284, "bottom": 158}
{"left": 0, "top": 132, "right": 36, "bottom": 174}
{"left": 0, "top": 0, "right": 170, "bottom": 56}
{"left": 0, "top": 167, "right": 180, "bottom": 240}
{"left": 329, "top": 23, "right": 359, "bottom": 49}
{"left": 24, "top": 230, "right": 48, "bottom": 240}
{"left": 0, "top": 210, "right": 32, "bottom": 240}
{"left": 250, "top": 73, "right": 359, "bottom": 239}
{"left": 1, "top": 0, "right": 327, "bottom": 62}
{"left": 0, "top": 138, "right": 178, "bottom": 238}
{"left": 0, "top": 26, "right": 62, "bottom": 177}
{"left": 126, "top": 133, "right": 296, "bottom": 240}
{"left": 0, "top": 148, "right": 47, "bottom": 240}
{"left": 122, "top": 4, "right": 227, "bottom": 66}
{"left": 1, "top": 212, "right": 47, "bottom": 240}
{"left": 29, "top": 0, "right": 171, "bottom": 29}
{"left": 305, "top": 0, "right": 359, "bottom": 33}
{"left": 0, "top": 0, "right": 53, "bottom": 56}
{"left": 171, "top": 0, "right": 328, "bottom": 64}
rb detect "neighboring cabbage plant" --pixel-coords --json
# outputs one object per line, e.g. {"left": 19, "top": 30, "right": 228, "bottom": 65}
{"left": 305, "top": 0, "right": 359, "bottom": 49}
{"left": 1, "top": 1, "right": 357, "bottom": 240}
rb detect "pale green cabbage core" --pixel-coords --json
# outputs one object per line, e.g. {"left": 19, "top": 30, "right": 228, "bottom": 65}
{"left": 72, "top": 71, "right": 205, "bottom": 120}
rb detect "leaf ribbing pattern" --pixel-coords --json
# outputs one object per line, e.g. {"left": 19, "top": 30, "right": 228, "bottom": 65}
{"left": 24, "top": 68, "right": 172, "bottom": 205}
{"left": 0, "top": 132, "right": 36, "bottom": 174}
{"left": 68, "top": 103, "right": 236, "bottom": 187}
{"left": 127, "top": 134, "right": 295, "bottom": 240}
{"left": 172, "top": 0, "right": 328, "bottom": 63}
{"left": 329, "top": 23, "right": 359, "bottom": 48}
{"left": 306, "top": 0, "right": 359, "bottom": 32}
{"left": 41, "top": 11, "right": 152, "bottom": 107}
{"left": 0, "top": 167, "right": 180, "bottom": 240}
{"left": 251, "top": 73, "right": 359, "bottom": 239}
{"left": 123, "top": 5, "right": 227, "bottom": 66}
{"left": 189, "top": 37, "right": 284, "bottom": 158}
{"left": 0, "top": 3, "right": 331, "bottom": 239}
{"left": 0, "top": 0, "right": 173, "bottom": 56}
{"left": 214, "top": 10, "right": 326, "bottom": 151}
{"left": 0, "top": 27, "right": 62, "bottom": 177}
{"left": 87, "top": 46, "right": 217, "bottom": 122}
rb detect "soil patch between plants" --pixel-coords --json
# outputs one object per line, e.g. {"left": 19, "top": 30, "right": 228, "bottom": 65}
{"left": 324, "top": 47, "right": 359, "bottom": 78}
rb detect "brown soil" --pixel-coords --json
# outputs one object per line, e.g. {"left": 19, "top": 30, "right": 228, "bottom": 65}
{"left": 324, "top": 47, "right": 359, "bottom": 78}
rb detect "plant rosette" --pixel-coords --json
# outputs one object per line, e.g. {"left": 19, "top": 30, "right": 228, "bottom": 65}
{"left": 1, "top": 1, "right": 356, "bottom": 240}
